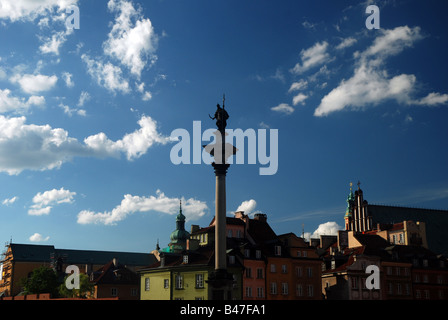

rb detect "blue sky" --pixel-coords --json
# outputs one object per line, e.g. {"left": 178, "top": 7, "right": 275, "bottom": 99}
{"left": 0, "top": 0, "right": 447, "bottom": 253}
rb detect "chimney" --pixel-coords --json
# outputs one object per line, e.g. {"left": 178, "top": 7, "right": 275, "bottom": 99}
{"left": 113, "top": 258, "right": 118, "bottom": 268}
{"left": 234, "top": 211, "right": 245, "bottom": 219}
{"left": 191, "top": 224, "right": 200, "bottom": 234}
{"left": 254, "top": 213, "right": 267, "bottom": 222}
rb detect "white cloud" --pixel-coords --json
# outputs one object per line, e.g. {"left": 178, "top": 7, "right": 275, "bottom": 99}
{"left": 414, "top": 92, "right": 448, "bottom": 106}
{"left": 291, "top": 41, "right": 331, "bottom": 74}
{"left": 2, "top": 196, "right": 18, "bottom": 206}
{"left": 77, "top": 190, "right": 207, "bottom": 225}
{"left": 104, "top": 0, "right": 158, "bottom": 78}
{"left": 0, "top": 89, "right": 45, "bottom": 113}
{"left": 84, "top": 115, "right": 170, "bottom": 160}
{"left": 0, "top": 0, "right": 79, "bottom": 22}
{"left": 62, "top": 72, "right": 74, "bottom": 88}
{"left": 310, "top": 221, "right": 342, "bottom": 239}
{"left": 289, "top": 80, "right": 308, "bottom": 92}
{"left": 271, "top": 103, "right": 294, "bottom": 115}
{"left": 28, "top": 187, "right": 76, "bottom": 216}
{"left": 314, "top": 26, "right": 446, "bottom": 116}
{"left": 29, "top": 233, "right": 50, "bottom": 242}
{"left": 335, "top": 37, "right": 357, "bottom": 50}
{"left": 0, "top": 114, "right": 169, "bottom": 175}
{"left": 82, "top": 54, "right": 130, "bottom": 94}
{"left": 292, "top": 93, "right": 308, "bottom": 106}
{"left": 235, "top": 199, "right": 257, "bottom": 216}
{"left": 59, "top": 103, "right": 86, "bottom": 117}
{"left": 11, "top": 73, "right": 58, "bottom": 94}
{"left": 39, "top": 30, "right": 71, "bottom": 55}
{"left": 77, "top": 91, "right": 90, "bottom": 106}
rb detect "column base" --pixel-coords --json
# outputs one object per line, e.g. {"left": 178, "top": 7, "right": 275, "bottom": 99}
{"left": 207, "top": 269, "right": 234, "bottom": 300}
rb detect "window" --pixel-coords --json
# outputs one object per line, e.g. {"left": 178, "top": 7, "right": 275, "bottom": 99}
{"left": 296, "top": 251, "right": 301, "bottom": 257}
{"left": 399, "top": 233, "right": 404, "bottom": 244}
{"left": 416, "top": 290, "right": 421, "bottom": 299}
{"left": 229, "top": 255, "right": 235, "bottom": 264}
{"left": 111, "top": 288, "right": 118, "bottom": 296}
{"left": 131, "top": 288, "right": 138, "bottom": 296}
{"left": 270, "top": 282, "right": 277, "bottom": 294}
{"left": 302, "top": 251, "right": 307, "bottom": 258}
{"left": 256, "top": 250, "right": 261, "bottom": 259}
{"left": 175, "top": 274, "right": 183, "bottom": 289}
{"left": 270, "top": 264, "right": 276, "bottom": 273}
{"left": 145, "top": 278, "right": 150, "bottom": 291}
{"left": 237, "top": 230, "right": 242, "bottom": 238}
{"left": 307, "top": 285, "right": 314, "bottom": 297}
{"left": 423, "top": 259, "right": 428, "bottom": 267}
{"left": 307, "top": 267, "right": 313, "bottom": 278}
{"left": 257, "top": 287, "right": 264, "bottom": 298}
{"left": 281, "top": 264, "right": 287, "bottom": 274}
{"left": 244, "top": 249, "right": 250, "bottom": 258}
{"left": 256, "top": 268, "right": 263, "bottom": 279}
{"left": 296, "top": 284, "right": 303, "bottom": 297}
{"left": 196, "top": 274, "right": 204, "bottom": 288}
{"left": 351, "top": 277, "right": 358, "bottom": 289}
{"left": 397, "top": 283, "right": 402, "bottom": 295}
{"left": 424, "top": 290, "right": 430, "bottom": 299}
{"left": 275, "top": 246, "right": 281, "bottom": 256}
{"left": 183, "top": 255, "right": 188, "bottom": 264}
{"left": 296, "top": 266, "right": 303, "bottom": 277}
{"left": 228, "top": 230, "right": 233, "bottom": 238}
{"left": 423, "top": 274, "right": 429, "bottom": 283}
{"left": 246, "top": 267, "right": 252, "bottom": 278}
{"left": 164, "top": 279, "right": 169, "bottom": 289}
{"left": 281, "top": 283, "right": 288, "bottom": 295}
{"left": 245, "top": 287, "right": 252, "bottom": 298}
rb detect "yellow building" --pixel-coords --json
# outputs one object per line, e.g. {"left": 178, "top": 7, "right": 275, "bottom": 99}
{"left": 139, "top": 248, "right": 243, "bottom": 300}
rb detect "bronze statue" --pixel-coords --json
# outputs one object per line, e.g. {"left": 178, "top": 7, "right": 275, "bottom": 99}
{"left": 209, "top": 97, "right": 229, "bottom": 133}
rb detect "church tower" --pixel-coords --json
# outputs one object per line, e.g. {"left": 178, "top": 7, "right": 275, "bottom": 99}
{"left": 344, "top": 183, "right": 355, "bottom": 231}
{"left": 344, "top": 182, "right": 373, "bottom": 233}
{"left": 169, "top": 200, "right": 190, "bottom": 252}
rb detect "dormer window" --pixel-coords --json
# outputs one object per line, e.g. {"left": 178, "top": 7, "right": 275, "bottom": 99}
{"left": 183, "top": 255, "right": 188, "bottom": 264}
{"left": 275, "top": 246, "right": 281, "bottom": 256}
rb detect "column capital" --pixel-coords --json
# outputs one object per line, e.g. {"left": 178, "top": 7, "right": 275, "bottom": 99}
{"left": 212, "top": 162, "right": 230, "bottom": 176}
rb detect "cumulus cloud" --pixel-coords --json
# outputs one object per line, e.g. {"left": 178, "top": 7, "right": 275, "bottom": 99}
{"left": 29, "top": 233, "right": 50, "bottom": 242}
{"left": 0, "top": 89, "right": 45, "bottom": 113}
{"left": 10, "top": 73, "right": 58, "bottom": 94}
{"left": 235, "top": 199, "right": 257, "bottom": 216}
{"left": 271, "top": 103, "right": 294, "bottom": 115}
{"left": 304, "top": 221, "right": 343, "bottom": 240}
{"left": 81, "top": 54, "right": 130, "bottom": 94}
{"left": 0, "top": 0, "right": 79, "bottom": 22}
{"left": 104, "top": 0, "right": 158, "bottom": 78}
{"left": 77, "top": 190, "right": 208, "bottom": 225}
{"left": 314, "top": 26, "right": 448, "bottom": 117}
{"left": 0, "top": 114, "right": 169, "bottom": 175}
{"left": 28, "top": 187, "right": 76, "bottom": 216}
{"left": 291, "top": 41, "right": 331, "bottom": 74}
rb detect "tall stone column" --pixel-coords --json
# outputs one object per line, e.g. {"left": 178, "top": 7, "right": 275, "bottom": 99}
{"left": 204, "top": 97, "right": 236, "bottom": 300}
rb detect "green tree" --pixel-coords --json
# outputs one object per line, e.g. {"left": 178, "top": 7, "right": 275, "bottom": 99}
{"left": 20, "top": 266, "right": 59, "bottom": 296}
{"left": 59, "top": 273, "right": 94, "bottom": 298}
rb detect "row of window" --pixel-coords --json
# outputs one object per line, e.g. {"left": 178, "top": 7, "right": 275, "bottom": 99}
{"left": 144, "top": 274, "right": 205, "bottom": 291}
{"left": 269, "top": 265, "right": 314, "bottom": 277}
{"left": 268, "top": 283, "right": 315, "bottom": 297}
